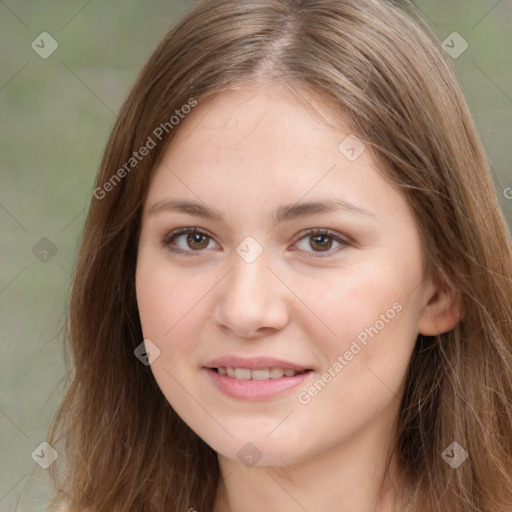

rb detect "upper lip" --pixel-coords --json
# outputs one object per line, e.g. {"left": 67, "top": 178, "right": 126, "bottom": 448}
{"left": 204, "top": 356, "right": 312, "bottom": 372}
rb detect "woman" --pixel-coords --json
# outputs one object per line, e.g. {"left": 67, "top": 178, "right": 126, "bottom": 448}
{"left": 48, "top": 0, "right": 512, "bottom": 510}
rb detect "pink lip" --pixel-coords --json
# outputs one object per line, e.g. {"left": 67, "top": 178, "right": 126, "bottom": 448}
{"left": 204, "top": 356, "right": 311, "bottom": 372}
{"left": 204, "top": 368, "right": 313, "bottom": 400}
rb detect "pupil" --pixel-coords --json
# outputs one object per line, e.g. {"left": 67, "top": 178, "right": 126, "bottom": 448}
{"left": 187, "top": 233, "right": 208, "bottom": 250}
{"left": 311, "top": 235, "right": 332, "bottom": 251}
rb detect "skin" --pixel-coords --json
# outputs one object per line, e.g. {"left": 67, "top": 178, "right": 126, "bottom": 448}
{"left": 135, "top": 81, "right": 461, "bottom": 512}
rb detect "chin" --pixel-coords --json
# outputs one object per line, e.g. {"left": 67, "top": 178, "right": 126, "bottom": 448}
{"left": 203, "top": 431, "right": 313, "bottom": 468}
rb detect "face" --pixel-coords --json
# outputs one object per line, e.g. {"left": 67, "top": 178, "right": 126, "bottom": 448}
{"left": 135, "top": 82, "right": 432, "bottom": 467}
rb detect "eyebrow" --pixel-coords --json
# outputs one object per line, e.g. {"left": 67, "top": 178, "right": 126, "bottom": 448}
{"left": 147, "top": 198, "right": 377, "bottom": 223}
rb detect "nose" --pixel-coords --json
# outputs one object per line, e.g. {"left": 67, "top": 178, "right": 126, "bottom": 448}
{"left": 211, "top": 252, "right": 290, "bottom": 339}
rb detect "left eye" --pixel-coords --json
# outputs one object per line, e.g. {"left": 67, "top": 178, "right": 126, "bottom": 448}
{"left": 161, "top": 228, "right": 350, "bottom": 258}
{"left": 293, "top": 229, "right": 349, "bottom": 257}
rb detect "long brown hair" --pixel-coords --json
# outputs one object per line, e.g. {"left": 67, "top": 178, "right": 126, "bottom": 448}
{"left": 47, "top": 0, "right": 512, "bottom": 510}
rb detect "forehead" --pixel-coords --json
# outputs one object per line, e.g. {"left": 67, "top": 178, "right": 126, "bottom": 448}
{"left": 167, "top": 82, "right": 346, "bottom": 154}
{"left": 143, "top": 82, "right": 406, "bottom": 226}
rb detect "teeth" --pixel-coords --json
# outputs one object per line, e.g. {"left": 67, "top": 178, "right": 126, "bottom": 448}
{"left": 269, "top": 368, "right": 284, "bottom": 379}
{"left": 234, "top": 368, "right": 252, "bottom": 380}
{"left": 252, "top": 369, "right": 270, "bottom": 380}
{"left": 216, "top": 367, "right": 306, "bottom": 380}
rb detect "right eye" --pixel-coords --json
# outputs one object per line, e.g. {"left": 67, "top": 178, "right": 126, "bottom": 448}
{"left": 161, "top": 227, "right": 219, "bottom": 256}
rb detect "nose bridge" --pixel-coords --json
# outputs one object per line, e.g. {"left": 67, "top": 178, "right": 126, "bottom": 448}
{"left": 224, "top": 245, "right": 277, "bottom": 308}
{"left": 229, "top": 252, "right": 270, "bottom": 298}
{"left": 212, "top": 247, "right": 289, "bottom": 336}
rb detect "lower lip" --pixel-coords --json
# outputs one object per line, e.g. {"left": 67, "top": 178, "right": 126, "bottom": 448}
{"left": 204, "top": 368, "right": 312, "bottom": 400}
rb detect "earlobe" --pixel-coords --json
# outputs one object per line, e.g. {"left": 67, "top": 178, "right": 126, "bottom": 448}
{"left": 417, "top": 277, "right": 464, "bottom": 336}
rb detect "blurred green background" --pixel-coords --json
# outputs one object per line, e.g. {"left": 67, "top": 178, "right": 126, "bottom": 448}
{"left": 0, "top": 1, "right": 510, "bottom": 510}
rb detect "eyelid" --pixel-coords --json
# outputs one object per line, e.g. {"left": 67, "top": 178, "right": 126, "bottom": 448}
{"left": 161, "top": 227, "right": 219, "bottom": 253}
{"left": 161, "top": 226, "right": 351, "bottom": 258}
{"left": 291, "top": 228, "right": 351, "bottom": 258}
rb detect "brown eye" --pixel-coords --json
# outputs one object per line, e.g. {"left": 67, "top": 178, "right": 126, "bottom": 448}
{"left": 185, "top": 232, "right": 210, "bottom": 250}
{"left": 293, "top": 229, "right": 350, "bottom": 258}
{"left": 162, "top": 228, "right": 217, "bottom": 256}
{"left": 309, "top": 234, "right": 334, "bottom": 252}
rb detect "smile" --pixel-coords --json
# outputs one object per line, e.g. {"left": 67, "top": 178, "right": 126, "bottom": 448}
{"left": 205, "top": 367, "right": 313, "bottom": 400}
{"left": 215, "top": 366, "right": 308, "bottom": 380}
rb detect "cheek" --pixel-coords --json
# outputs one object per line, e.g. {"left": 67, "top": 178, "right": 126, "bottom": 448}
{"left": 135, "top": 259, "right": 211, "bottom": 407}
{"left": 287, "top": 272, "right": 417, "bottom": 454}
{"left": 310, "top": 262, "right": 419, "bottom": 385}
{"left": 135, "top": 256, "right": 207, "bottom": 341}
{"left": 316, "top": 271, "right": 397, "bottom": 342}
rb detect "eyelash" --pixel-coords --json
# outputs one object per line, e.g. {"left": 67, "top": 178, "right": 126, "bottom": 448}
{"left": 161, "top": 227, "right": 351, "bottom": 259}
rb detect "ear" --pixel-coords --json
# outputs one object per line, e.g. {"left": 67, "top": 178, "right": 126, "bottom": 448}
{"left": 417, "top": 273, "right": 464, "bottom": 336}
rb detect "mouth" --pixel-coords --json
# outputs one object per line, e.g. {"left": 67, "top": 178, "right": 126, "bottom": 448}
{"left": 211, "top": 366, "right": 311, "bottom": 380}
{"left": 204, "top": 366, "right": 314, "bottom": 400}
